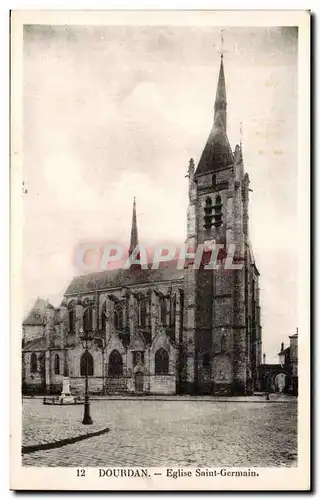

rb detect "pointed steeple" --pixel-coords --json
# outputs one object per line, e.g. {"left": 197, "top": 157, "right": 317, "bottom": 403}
{"left": 194, "top": 55, "right": 233, "bottom": 177}
{"left": 129, "top": 197, "right": 139, "bottom": 256}
{"left": 214, "top": 54, "right": 227, "bottom": 130}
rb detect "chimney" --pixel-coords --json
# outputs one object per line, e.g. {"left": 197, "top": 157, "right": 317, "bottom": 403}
{"left": 281, "top": 342, "right": 284, "bottom": 351}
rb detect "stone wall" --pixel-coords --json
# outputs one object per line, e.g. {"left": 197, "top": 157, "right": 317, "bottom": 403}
{"left": 149, "top": 375, "right": 176, "bottom": 394}
{"left": 69, "top": 376, "right": 103, "bottom": 394}
{"left": 23, "top": 325, "right": 44, "bottom": 342}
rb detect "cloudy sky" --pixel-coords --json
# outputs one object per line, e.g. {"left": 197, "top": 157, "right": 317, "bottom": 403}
{"left": 23, "top": 25, "right": 298, "bottom": 362}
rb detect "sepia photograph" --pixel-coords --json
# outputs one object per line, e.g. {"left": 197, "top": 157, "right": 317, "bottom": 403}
{"left": 10, "top": 9, "right": 310, "bottom": 491}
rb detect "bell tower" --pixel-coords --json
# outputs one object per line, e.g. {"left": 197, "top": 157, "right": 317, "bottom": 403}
{"left": 183, "top": 52, "right": 261, "bottom": 395}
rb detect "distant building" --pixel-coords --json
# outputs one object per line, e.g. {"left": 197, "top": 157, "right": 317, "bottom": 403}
{"left": 259, "top": 330, "right": 298, "bottom": 395}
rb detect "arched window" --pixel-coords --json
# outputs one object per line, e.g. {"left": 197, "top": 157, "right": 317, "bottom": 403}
{"left": 214, "top": 195, "right": 223, "bottom": 227}
{"left": 69, "top": 308, "right": 76, "bottom": 334}
{"left": 80, "top": 352, "right": 94, "bottom": 376}
{"left": 155, "top": 348, "right": 169, "bottom": 375}
{"left": 38, "top": 352, "right": 45, "bottom": 375}
{"left": 139, "top": 298, "right": 147, "bottom": 328}
{"left": 30, "top": 353, "right": 37, "bottom": 373}
{"left": 101, "top": 301, "right": 107, "bottom": 332}
{"left": 160, "top": 297, "right": 166, "bottom": 326}
{"left": 212, "top": 174, "right": 216, "bottom": 186}
{"left": 170, "top": 295, "right": 176, "bottom": 327}
{"left": 54, "top": 354, "right": 60, "bottom": 375}
{"left": 221, "top": 334, "right": 226, "bottom": 352}
{"left": 204, "top": 197, "right": 213, "bottom": 229}
{"left": 203, "top": 352, "right": 210, "bottom": 368}
{"left": 114, "top": 305, "right": 123, "bottom": 330}
{"left": 83, "top": 305, "right": 93, "bottom": 334}
{"left": 108, "top": 350, "right": 123, "bottom": 377}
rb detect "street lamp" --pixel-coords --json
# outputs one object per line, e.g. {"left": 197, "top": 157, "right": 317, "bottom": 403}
{"left": 80, "top": 328, "right": 93, "bottom": 425}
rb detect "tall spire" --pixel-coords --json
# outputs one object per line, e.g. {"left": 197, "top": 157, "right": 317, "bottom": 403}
{"left": 129, "top": 197, "right": 139, "bottom": 256}
{"left": 194, "top": 53, "right": 233, "bottom": 177}
{"left": 214, "top": 54, "right": 227, "bottom": 130}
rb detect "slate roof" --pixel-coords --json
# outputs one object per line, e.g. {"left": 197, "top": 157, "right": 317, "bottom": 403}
{"left": 65, "top": 260, "right": 184, "bottom": 296}
{"left": 23, "top": 297, "right": 52, "bottom": 326}
{"left": 23, "top": 336, "right": 47, "bottom": 351}
{"left": 277, "top": 347, "right": 290, "bottom": 356}
{"left": 215, "top": 55, "right": 227, "bottom": 104}
{"left": 194, "top": 114, "right": 234, "bottom": 177}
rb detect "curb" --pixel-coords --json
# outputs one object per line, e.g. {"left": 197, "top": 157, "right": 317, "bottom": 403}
{"left": 22, "top": 427, "right": 109, "bottom": 455}
{"left": 90, "top": 397, "right": 295, "bottom": 403}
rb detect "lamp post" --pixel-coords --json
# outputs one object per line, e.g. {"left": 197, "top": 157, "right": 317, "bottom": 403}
{"left": 80, "top": 328, "right": 93, "bottom": 425}
{"left": 265, "top": 370, "right": 270, "bottom": 401}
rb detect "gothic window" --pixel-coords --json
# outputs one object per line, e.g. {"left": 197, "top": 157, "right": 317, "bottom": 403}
{"left": 160, "top": 297, "right": 167, "bottom": 326}
{"left": 54, "top": 354, "right": 60, "bottom": 375}
{"left": 30, "top": 353, "right": 37, "bottom": 373}
{"left": 203, "top": 352, "right": 210, "bottom": 368}
{"left": 38, "top": 353, "right": 45, "bottom": 375}
{"left": 68, "top": 307, "right": 76, "bottom": 334}
{"left": 214, "top": 195, "right": 223, "bottom": 227}
{"left": 204, "top": 197, "right": 214, "bottom": 229}
{"left": 139, "top": 298, "right": 147, "bottom": 328}
{"left": 101, "top": 301, "right": 107, "bottom": 332}
{"left": 221, "top": 334, "right": 226, "bottom": 352}
{"left": 80, "top": 351, "right": 94, "bottom": 377}
{"left": 212, "top": 174, "right": 216, "bottom": 187}
{"left": 114, "top": 304, "right": 123, "bottom": 330}
{"left": 108, "top": 350, "right": 123, "bottom": 377}
{"left": 170, "top": 295, "right": 176, "bottom": 327}
{"left": 83, "top": 305, "right": 93, "bottom": 334}
{"left": 155, "top": 348, "right": 169, "bottom": 375}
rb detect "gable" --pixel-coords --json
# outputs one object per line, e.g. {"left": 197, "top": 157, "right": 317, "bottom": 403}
{"left": 129, "top": 331, "right": 146, "bottom": 351}
{"left": 152, "top": 325, "right": 173, "bottom": 351}
{"left": 106, "top": 332, "right": 126, "bottom": 355}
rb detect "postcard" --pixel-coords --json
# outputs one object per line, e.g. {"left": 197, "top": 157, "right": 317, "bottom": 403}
{"left": 10, "top": 9, "right": 310, "bottom": 491}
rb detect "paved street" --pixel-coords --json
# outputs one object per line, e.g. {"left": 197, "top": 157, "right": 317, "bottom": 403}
{"left": 22, "top": 398, "right": 297, "bottom": 467}
{"left": 22, "top": 399, "right": 108, "bottom": 447}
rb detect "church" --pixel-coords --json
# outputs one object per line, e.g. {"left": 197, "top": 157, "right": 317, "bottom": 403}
{"left": 22, "top": 54, "right": 262, "bottom": 396}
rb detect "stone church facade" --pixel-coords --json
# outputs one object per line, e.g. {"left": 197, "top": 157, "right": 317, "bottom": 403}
{"left": 22, "top": 55, "right": 262, "bottom": 396}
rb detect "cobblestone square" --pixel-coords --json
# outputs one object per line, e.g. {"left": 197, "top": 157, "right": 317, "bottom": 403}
{"left": 22, "top": 398, "right": 297, "bottom": 467}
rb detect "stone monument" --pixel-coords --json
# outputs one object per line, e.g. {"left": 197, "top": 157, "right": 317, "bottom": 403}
{"left": 60, "top": 377, "right": 75, "bottom": 404}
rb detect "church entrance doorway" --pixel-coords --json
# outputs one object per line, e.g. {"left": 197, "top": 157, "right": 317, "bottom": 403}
{"left": 135, "top": 371, "right": 144, "bottom": 393}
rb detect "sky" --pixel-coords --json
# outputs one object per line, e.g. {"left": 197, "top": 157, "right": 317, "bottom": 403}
{"left": 23, "top": 25, "right": 298, "bottom": 362}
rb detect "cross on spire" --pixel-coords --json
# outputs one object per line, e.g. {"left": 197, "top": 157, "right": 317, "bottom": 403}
{"left": 219, "top": 29, "right": 225, "bottom": 58}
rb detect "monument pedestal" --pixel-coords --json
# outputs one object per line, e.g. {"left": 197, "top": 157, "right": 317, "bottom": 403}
{"left": 60, "top": 377, "right": 75, "bottom": 404}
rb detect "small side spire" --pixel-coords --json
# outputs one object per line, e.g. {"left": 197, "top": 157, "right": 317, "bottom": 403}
{"left": 129, "top": 197, "right": 139, "bottom": 256}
